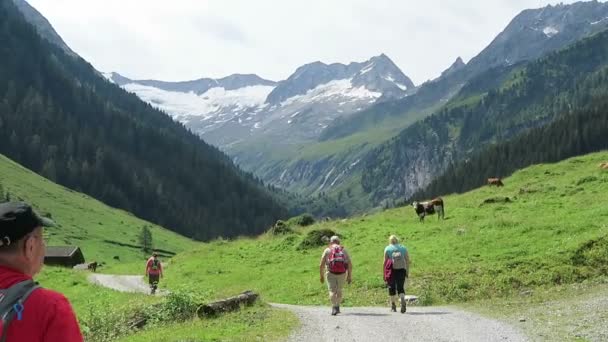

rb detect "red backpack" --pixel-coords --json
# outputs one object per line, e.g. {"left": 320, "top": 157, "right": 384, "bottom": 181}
{"left": 328, "top": 245, "right": 347, "bottom": 274}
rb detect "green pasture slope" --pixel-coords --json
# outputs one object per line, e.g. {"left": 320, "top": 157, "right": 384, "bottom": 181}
{"left": 165, "top": 151, "right": 608, "bottom": 308}
{"left": 0, "top": 153, "right": 197, "bottom": 272}
{"left": 0, "top": 153, "right": 296, "bottom": 341}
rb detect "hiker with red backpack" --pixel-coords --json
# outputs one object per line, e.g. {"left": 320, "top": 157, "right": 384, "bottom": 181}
{"left": 319, "top": 235, "right": 352, "bottom": 316}
{"left": 0, "top": 202, "right": 83, "bottom": 341}
{"left": 384, "top": 235, "right": 410, "bottom": 313}
{"left": 145, "top": 252, "right": 163, "bottom": 294}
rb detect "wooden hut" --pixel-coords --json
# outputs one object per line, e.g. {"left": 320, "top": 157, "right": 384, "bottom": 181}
{"left": 44, "top": 246, "right": 85, "bottom": 267}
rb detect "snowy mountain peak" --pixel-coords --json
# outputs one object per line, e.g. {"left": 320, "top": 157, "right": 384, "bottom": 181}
{"left": 110, "top": 54, "right": 415, "bottom": 149}
{"left": 464, "top": 0, "right": 608, "bottom": 77}
{"left": 106, "top": 72, "right": 275, "bottom": 95}
{"left": 266, "top": 54, "right": 413, "bottom": 104}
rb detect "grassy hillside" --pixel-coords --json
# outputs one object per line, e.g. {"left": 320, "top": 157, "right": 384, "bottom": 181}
{"left": 0, "top": 153, "right": 296, "bottom": 341}
{"left": 0, "top": 153, "right": 197, "bottom": 272}
{"left": 164, "top": 151, "right": 608, "bottom": 307}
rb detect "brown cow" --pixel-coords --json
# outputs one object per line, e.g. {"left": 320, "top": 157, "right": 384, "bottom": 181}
{"left": 87, "top": 261, "right": 98, "bottom": 272}
{"left": 487, "top": 178, "right": 504, "bottom": 186}
{"left": 412, "top": 197, "right": 445, "bottom": 222}
{"left": 600, "top": 162, "right": 608, "bottom": 170}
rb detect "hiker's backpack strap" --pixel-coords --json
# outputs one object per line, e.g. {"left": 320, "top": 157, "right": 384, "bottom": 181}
{"left": 0, "top": 280, "right": 40, "bottom": 342}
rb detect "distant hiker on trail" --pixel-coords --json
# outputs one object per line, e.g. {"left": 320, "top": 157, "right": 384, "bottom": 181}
{"left": 384, "top": 235, "right": 410, "bottom": 313}
{"left": 319, "top": 235, "right": 352, "bottom": 316}
{"left": 0, "top": 202, "right": 83, "bottom": 341}
{"left": 145, "top": 252, "right": 163, "bottom": 294}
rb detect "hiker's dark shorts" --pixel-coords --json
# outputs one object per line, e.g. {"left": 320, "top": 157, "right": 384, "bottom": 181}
{"left": 148, "top": 273, "right": 160, "bottom": 285}
{"left": 388, "top": 268, "right": 407, "bottom": 296}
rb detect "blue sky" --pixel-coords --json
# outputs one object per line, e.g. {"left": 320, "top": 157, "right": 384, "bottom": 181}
{"left": 27, "top": 0, "right": 584, "bottom": 84}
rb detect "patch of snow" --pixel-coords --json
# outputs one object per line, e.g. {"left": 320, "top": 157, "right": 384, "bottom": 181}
{"left": 316, "top": 167, "right": 336, "bottom": 192}
{"left": 287, "top": 119, "right": 292, "bottom": 124}
{"left": 290, "top": 111, "right": 301, "bottom": 118}
{"left": 224, "top": 139, "right": 243, "bottom": 148}
{"left": 253, "top": 122, "right": 261, "bottom": 129}
{"left": 395, "top": 83, "right": 408, "bottom": 91}
{"left": 350, "top": 159, "right": 361, "bottom": 168}
{"left": 102, "top": 72, "right": 114, "bottom": 83}
{"left": 329, "top": 173, "right": 343, "bottom": 187}
{"left": 543, "top": 26, "right": 559, "bottom": 37}
{"left": 121, "top": 83, "right": 275, "bottom": 120}
{"left": 591, "top": 17, "right": 608, "bottom": 25}
{"left": 279, "top": 169, "right": 288, "bottom": 181}
{"left": 383, "top": 75, "right": 409, "bottom": 91}
{"left": 359, "top": 62, "right": 375, "bottom": 75}
{"left": 280, "top": 79, "right": 381, "bottom": 107}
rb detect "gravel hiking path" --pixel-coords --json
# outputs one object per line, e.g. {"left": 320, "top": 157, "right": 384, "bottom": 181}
{"left": 88, "top": 274, "right": 167, "bottom": 295}
{"left": 273, "top": 303, "right": 529, "bottom": 342}
{"left": 90, "top": 275, "right": 527, "bottom": 341}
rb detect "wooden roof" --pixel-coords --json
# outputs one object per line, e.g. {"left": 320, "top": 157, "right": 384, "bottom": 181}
{"left": 45, "top": 246, "right": 80, "bottom": 258}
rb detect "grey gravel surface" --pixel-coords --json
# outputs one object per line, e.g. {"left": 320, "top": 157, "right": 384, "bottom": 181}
{"left": 88, "top": 274, "right": 168, "bottom": 295}
{"left": 273, "top": 304, "right": 528, "bottom": 342}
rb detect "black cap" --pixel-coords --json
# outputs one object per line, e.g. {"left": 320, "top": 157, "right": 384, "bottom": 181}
{"left": 0, "top": 202, "right": 55, "bottom": 247}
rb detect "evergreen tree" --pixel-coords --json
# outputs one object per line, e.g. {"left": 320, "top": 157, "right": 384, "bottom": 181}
{"left": 139, "top": 226, "right": 153, "bottom": 254}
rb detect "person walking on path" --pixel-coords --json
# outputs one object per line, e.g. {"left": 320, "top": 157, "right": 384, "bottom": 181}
{"left": 319, "top": 235, "right": 352, "bottom": 316}
{"left": 145, "top": 252, "right": 163, "bottom": 294}
{"left": 0, "top": 202, "right": 83, "bottom": 341}
{"left": 384, "top": 235, "right": 410, "bottom": 313}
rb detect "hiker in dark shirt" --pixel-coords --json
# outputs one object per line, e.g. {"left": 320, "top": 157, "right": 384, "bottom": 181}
{"left": 145, "top": 252, "right": 163, "bottom": 294}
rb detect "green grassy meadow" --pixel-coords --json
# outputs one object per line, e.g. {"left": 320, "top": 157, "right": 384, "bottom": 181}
{"left": 0, "top": 153, "right": 197, "bottom": 272}
{"left": 3, "top": 151, "right": 608, "bottom": 341}
{"left": 164, "top": 151, "right": 608, "bottom": 308}
{"left": 0, "top": 153, "right": 296, "bottom": 341}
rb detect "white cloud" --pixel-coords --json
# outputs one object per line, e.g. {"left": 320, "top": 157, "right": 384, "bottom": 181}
{"left": 27, "top": 0, "right": 583, "bottom": 84}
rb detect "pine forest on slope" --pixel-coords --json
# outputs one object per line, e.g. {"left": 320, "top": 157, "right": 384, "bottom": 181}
{"left": 0, "top": 0, "right": 288, "bottom": 241}
{"left": 363, "top": 27, "right": 608, "bottom": 204}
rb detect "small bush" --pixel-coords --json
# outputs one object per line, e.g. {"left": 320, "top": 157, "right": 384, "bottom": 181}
{"left": 571, "top": 235, "right": 608, "bottom": 274}
{"left": 576, "top": 176, "right": 598, "bottom": 185}
{"left": 297, "top": 229, "right": 337, "bottom": 250}
{"left": 268, "top": 220, "right": 293, "bottom": 235}
{"left": 480, "top": 197, "right": 511, "bottom": 205}
{"left": 295, "top": 214, "right": 315, "bottom": 227}
{"left": 81, "top": 300, "right": 133, "bottom": 342}
{"left": 146, "top": 290, "right": 201, "bottom": 324}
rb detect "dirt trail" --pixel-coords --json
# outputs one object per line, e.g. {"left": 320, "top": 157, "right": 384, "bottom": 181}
{"left": 88, "top": 274, "right": 166, "bottom": 295}
{"left": 90, "top": 275, "right": 527, "bottom": 341}
{"left": 273, "top": 303, "right": 528, "bottom": 342}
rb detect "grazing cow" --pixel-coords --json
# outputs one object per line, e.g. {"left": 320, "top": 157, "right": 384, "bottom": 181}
{"left": 412, "top": 197, "right": 445, "bottom": 222}
{"left": 600, "top": 162, "right": 608, "bottom": 170}
{"left": 487, "top": 178, "right": 504, "bottom": 187}
{"left": 87, "top": 261, "right": 98, "bottom": 272}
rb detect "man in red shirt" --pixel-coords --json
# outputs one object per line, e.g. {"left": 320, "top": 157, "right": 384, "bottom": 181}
{"left": 0, "top": 202, "right": 83, "bottom": 342}
{"left": 145, "top": 252, "right": 163, "bottom": 294}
